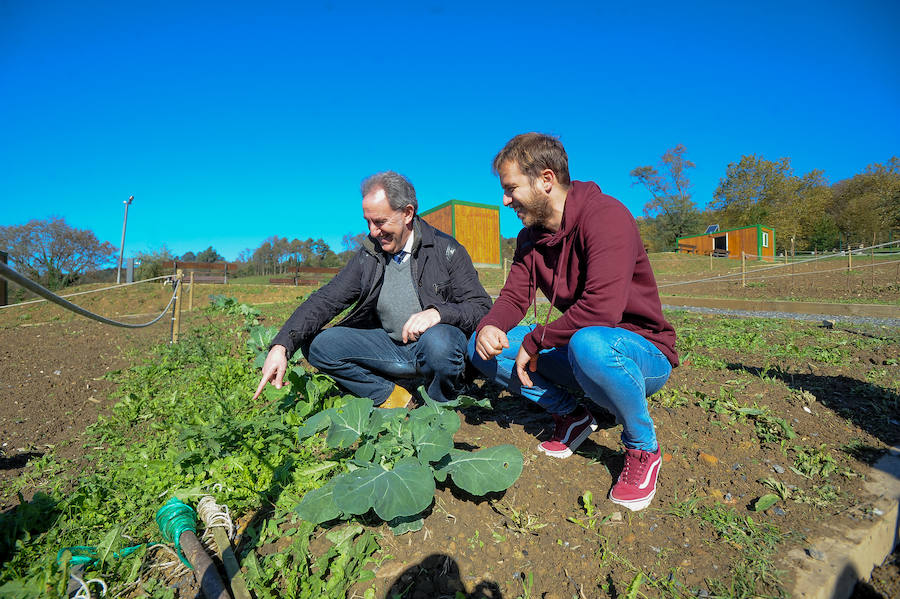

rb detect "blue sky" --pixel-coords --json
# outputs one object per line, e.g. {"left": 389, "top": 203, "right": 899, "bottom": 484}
{"left": 2, "top": 0, "right": 898, "bottom": 261}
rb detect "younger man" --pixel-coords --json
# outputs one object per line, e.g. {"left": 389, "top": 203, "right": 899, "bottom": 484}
{"left": 469, "top": 134, "right": 678, "bottom": 511}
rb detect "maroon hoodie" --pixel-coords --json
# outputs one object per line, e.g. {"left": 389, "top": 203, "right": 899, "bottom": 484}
{"left": 476, "top": 181, "right": 678, "bottom": 367}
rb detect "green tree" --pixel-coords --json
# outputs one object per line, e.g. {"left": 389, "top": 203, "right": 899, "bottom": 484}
{"left": 134, "top": 246, "right": 175, "bottom": 280}
{"left": 830, "top": 157, "right": 900, "bottom": 246}
{"left": 630, "top": 144, "right": 702, "bottom": 251}
{"left": 711, "top": 155, "right": 792, "bottom": 229}
{"left": 711, "top": 155, "right": 833, "bottom": 252}
{"left": 0, "top": 217, "right": 117, "bottom": 289}
{"left": 195, "top": 246, "right": 225, "bottom": 262}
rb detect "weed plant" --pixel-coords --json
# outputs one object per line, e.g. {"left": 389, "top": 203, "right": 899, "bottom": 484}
{"left": 0, "top": 308, "right": 378, "bottom": 598}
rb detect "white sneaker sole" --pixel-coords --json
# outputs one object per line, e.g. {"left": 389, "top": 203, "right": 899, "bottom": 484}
{"left": 537, "top": 419, "right": 598, "bottom": 459}
{"left": 609, "top": 488, "right": 657, "bottom": 512}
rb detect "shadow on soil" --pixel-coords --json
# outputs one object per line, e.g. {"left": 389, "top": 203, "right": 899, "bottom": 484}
{"left": 0, "top": 492, "right": 59, "bottom": 567}
{"left": 385, "top": 553, "right": 503, "bottom": 599}
{"left": 0, "top": 451, "right": 43, "bottom": 470}
{"left": 725, "top": 364, "right": 900, "bottom": 452}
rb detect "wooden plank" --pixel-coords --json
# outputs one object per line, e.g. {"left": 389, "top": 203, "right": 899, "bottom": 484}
{"left": 161, "top": 261, "right": 238, "bottom": 271}
{"left": 285, "top": 266, "right": 340, "bottom": 274}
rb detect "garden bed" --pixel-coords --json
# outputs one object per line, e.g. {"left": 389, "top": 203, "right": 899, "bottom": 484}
{"left": 1, "top": 263, "right": 898, "bottom": 598}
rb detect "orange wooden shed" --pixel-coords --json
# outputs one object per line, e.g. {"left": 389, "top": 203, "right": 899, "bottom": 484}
{"left": 676, "top": 224, "right": 776, "bottom": 262}
{"left": 420, "top": 200, "right": 501, "bottom": 267}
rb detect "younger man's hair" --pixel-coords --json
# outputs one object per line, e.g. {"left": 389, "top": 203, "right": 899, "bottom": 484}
{"left": 360, "top": 171, "right": 418, "bottom": 213}
{"left": 492, "top": 133, "right": 570, "bottom": 186}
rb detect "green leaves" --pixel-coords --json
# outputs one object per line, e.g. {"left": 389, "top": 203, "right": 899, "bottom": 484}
{"left": 326, "top": 398, "right": 374, "bottom": 448}
{"left": 439, "top": 445, "right": 524, "bottom": 495}
{"left": 295, "top": 479, "right": 342, "bottom": 524}
{"left": 334, "top": 458, "right": 435, "bottom": 521}
{"left": 753, "top": 494, "right": 780, "bottom": 512}
{"left": 293, "top": 396, "right": 523, "bottom": 531}
{"left": 250, "top": 331, "right": 277, "bottom": 366}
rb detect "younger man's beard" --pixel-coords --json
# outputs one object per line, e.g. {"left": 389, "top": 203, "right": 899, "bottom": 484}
{"left": 523, "top": 186, "right": 553, "bottom": 229}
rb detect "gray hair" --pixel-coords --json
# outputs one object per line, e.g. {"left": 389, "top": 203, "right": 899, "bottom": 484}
{"left": 360, "top": 171, "right": 417, "bottom": 213}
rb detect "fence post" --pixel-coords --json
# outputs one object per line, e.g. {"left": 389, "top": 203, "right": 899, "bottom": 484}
{"left": 224, "top": 263, "right": 228, "bottom": 284}
{"left": 709, "top": 250, "right": 713, "bottom": 270}
{"left": 848, "top": 246, "right": 852, "bottom": 271}
{"left": 172, "top": 269, "right": 184, "bottom": 343}
{"left": 188, "top": 271, "right": 194, "bottom": 312}
{"left": 871, "top": 236, "right": 876, "bottom": 288}
{"left": 0, "top": 251, "right": 7, "bottom": 307}
{"left": 741, "top": 252, "right": 746, "bottom": 287}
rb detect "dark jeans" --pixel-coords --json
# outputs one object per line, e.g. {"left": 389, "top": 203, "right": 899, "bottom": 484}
{"left": 305, "top": 324, "right": 466, "bottom": 404}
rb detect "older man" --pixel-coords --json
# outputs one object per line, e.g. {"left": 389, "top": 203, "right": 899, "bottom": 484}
{"left": 254, "top": 171, "right": 492, "bottom": 408}
{"left": 469, "top": 134, "right": 678, "bottom": 511}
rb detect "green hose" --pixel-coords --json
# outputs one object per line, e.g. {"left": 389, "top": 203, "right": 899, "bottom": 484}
{"left": 155, "top": 496, "right": 198, "bottom": 569}
{"left": 57, "top": 497, "right": 198, "bottom": 570}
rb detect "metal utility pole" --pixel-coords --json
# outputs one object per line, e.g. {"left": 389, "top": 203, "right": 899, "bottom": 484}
{"left": 116, "top": 195, "right": 134, "bottom": 284}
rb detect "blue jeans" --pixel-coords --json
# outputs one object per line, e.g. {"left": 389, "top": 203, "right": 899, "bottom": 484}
{"left": 467, "top": 325, "right": 672, "bottom": 451}
{"left": 306, "top": 324, "right": 466, "bottom": 404}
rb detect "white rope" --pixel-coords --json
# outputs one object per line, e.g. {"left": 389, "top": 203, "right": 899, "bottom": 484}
{"left": 70, "top": 574, "right": 108, "bottom": 598}
{"left": 0, "top": 274, "right": 172, "bottom": 309}
{"left": 197, "top": 495, "right": 235, "bottom": 541}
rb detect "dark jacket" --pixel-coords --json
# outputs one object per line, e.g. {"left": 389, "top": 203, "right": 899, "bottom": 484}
{"left": 476, "top": 181, "right": 678, "bottom": 367}
{"left": 272, "top": 216, "right": 493, "bottom": 358}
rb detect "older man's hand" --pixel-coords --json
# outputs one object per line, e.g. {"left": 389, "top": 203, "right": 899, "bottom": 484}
{"left": 401, "top": 308, "right": 441, "bottom": 343}
{"left": 252, "top": 344, "right": 288, "bottom": 400}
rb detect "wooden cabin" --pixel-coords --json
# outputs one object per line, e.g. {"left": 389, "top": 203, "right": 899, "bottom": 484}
{"left": 420, "top": 200, "right": 501, "bottom": 267}
{"left": 676, "top": 224, "right": 776, "bottom": 262}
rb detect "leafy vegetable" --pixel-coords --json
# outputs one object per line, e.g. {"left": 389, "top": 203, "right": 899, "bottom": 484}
{"left": 295, "top": 392, "right": 523, "bottom": 530}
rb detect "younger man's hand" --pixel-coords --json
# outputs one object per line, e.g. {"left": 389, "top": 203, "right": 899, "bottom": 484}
{"left": 475, "top": 325, "right": 509, "bottom": 361}
{"left": 514, "top": 345, "right": 538, "bottom": 387}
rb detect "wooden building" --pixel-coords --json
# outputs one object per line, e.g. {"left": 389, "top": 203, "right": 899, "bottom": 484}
{"left": 420, "top": 200, "right": 501, "bottom": 267}
{"left": 676, "top": 224, "right": 776, "bottom": 262}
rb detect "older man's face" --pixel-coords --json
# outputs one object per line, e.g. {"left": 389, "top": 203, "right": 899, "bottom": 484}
{"left": 362, "top": 187, "right": 414, "bottom": 255}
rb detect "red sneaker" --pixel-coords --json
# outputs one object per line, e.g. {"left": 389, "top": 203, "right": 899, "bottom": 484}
{"left": 537, "top": 405, "right": 598, "bottom": 458}
{"left": 609, "top": 447, "right": 662, "bottom": 511}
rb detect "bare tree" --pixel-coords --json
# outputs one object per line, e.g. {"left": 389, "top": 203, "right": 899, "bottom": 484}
{"left": 0, "top": 217, "right": 117, "bottom": 289}
{"left": 630, "top": 144, "right": 702, "bottom": 250}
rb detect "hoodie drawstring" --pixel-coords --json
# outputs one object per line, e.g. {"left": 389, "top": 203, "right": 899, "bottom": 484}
{"left": 538, "top": 235, "right": 569, "bottom": 347}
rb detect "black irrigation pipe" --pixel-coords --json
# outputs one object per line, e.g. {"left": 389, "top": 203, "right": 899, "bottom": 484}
{"left": 0, "top": 261, "right": 177, "bottom": 328}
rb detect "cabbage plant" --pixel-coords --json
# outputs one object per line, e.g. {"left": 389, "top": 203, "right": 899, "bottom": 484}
{"left": 295, "top": 394, "right": 523, "bottom": 534}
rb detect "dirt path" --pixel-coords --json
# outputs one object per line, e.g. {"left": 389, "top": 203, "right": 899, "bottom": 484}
{"left": 0, "top": 319, "right": 169, "bottom": 507}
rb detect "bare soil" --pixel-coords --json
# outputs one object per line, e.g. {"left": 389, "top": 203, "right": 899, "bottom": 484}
{"left": 1, "top": 269, "right": 898, "bottom": 598}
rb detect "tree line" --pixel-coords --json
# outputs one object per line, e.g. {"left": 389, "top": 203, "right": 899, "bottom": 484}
{"left": 632, "top": 147, "right": 900, "bottom": 253}
{"left": 3, "top": 151, "right": 897, "bottom": 290}
{"left": 0, "top": 218, "right": 371, "bottom": 290}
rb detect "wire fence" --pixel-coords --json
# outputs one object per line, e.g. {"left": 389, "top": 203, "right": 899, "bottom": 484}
{"left": 657, "top": 240, "right": 900, "bottom": 291}
{"left": 0, "top": 262, "right": 179, "bottom": 329}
